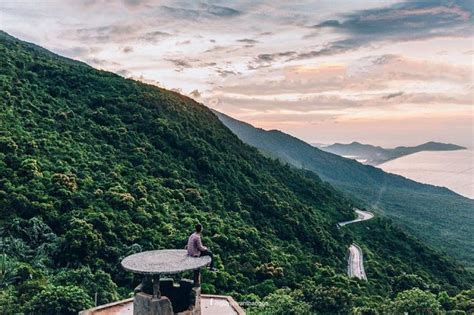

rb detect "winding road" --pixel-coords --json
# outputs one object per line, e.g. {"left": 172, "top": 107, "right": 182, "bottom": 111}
{"left": 338, "top": 209, "right": 374, "bottom": 281}
{"left": 338, "top": 209, "right": 374, "bottom": 227}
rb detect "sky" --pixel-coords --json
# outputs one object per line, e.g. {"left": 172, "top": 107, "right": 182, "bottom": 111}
{"left": 1, "top": 0, "right": 473, "bottom": 147}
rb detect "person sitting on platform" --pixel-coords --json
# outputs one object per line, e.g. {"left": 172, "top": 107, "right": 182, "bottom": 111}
{"left": 186, "top": 223, "right": 216, "bottom": 271}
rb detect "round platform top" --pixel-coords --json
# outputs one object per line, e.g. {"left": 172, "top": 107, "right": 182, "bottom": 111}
{"left": 121, "top": 249, "right": 211, "bottom": 275}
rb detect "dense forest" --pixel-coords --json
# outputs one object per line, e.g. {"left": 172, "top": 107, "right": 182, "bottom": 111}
{"left": 215, "top": 111, "right": 474, "bottom": 269}
{"left": 0, "top": 31, "right": 473, "bottom": 314}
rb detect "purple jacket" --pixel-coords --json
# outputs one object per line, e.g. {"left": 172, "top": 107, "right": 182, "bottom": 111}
{"left": 187, "top": 232, "right": 207, "bottom": 257}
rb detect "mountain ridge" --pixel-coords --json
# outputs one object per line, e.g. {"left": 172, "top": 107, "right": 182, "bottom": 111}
{"left": 214, "top": 110, "right": 474, "bottom": 268}
{"left": 320, "top": 140, "right": 466, "bottom": 165}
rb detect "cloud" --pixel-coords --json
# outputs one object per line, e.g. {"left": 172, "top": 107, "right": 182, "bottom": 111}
{"left": 205, "top": 4, "right": 240, "bottom": 17}
{"left": 292, "top": 40, "right": 356, "bottom": 60}
{"left": 75, "top": 25, "right": 136, "bottom": 42}
{"left": 122, "top": 46, "right": 134, "bottom": 53}
{"left": 160, "top": 3, "right": 241, "bottom": 20}
{"left": 189, "top": 89, "right": 201, "bottom": 98}
{"left": 207, "top": 90, "right": 472, "bottom": 127}
{"left": 140, "top": 31, "right": 171, "bottom": 42}
{"left": 209, "top": 94, "right": 359, "bottom": 113}
{"left": 81, "top": 0, "right": 152, "bottom": 9}
{"left": 294, "top": 0, "right": 474, "bottom": 60}
{"left": 204, "top": 45, "right": 228, "bottom": 53}
{"left": 314, "top": 1, "right": 472, "bottom": 35}
{"left": 165, "top": 58, "right": 193, "bottom": 68}
{"left": 54, "top": 46, "right": 102, "bottom": 58}
{"left": 134, "top": 75, "right": 161, "bottom": 86}
{"left": 84, "top": 57, "right": 121, "bottom": 67}
{"left": 215, "top": 68, "right": 240, "bottom": 78}
{"left": 248, "top": 51, "right": 296, "bottom": 69}
{"left": 236, "top": 38, "right": 259, "bottom": 44}
{"left": 224, "top": 54, "right": 472, "bottom": 97}
{"left": 73, "top": 25, "right": 170, "bottom": 43}
{"left": 122, "top": 0, "right": 149, "bottom": 7}
{"left": 207, "top": 54, "right": 472, "bottom": 117}
{"left": 200, "top": 62, "right": 217, "bottom": 67}
{"left": 313, "top": 19, "right": 341, "bottom": 28}
{"left": 383, "top": 91, "right": 404, "bottom": 99}
{"left": 203, "top": 44, "right": 242, "bottom": 55}
{"left": 176, "top": 39, "right": 192, "bottom": 45}
{"left": 117, "top": 69, "right": 132, "bottom": 77}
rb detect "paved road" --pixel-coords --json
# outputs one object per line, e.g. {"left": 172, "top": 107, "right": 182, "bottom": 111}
{"left": 338, "top": 209, "right": 373, "bottom": 280}
{"left": 338, "top": 209, "right": 374, "bottom": 227}
{"left": 347, "top": 244, "right": 367, "bottom": 280}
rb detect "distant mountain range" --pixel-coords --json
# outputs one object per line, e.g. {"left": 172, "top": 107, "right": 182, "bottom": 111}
{"left": 214, "top": 110, "right": 474, "bottom": 268}
{"left": 318, "top": 141, "right": 466, "bottom": 165}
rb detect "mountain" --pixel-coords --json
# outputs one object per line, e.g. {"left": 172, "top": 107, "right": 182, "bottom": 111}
{"left": 214, "top": 110, "right": 474, "bottom": 269}
{"left": 321, "top": 141, "right": 466, "bottom": 165}
{"left": 1, "top": 31, "right": 472, "bottom": 314}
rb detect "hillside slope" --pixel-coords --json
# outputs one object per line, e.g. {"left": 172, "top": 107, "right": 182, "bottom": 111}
{"left": 321, "top": 141, "right": 465, "bottom": 165}
{"left": 215, "top": 111, "right": 474, "bottom": 268}
{"left": 0, "top": 32, "right": 472, "bottom": 314}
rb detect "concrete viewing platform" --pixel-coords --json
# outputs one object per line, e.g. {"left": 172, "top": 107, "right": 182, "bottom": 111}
{"left": 79, "top": 295, "right": 244, "bottom": 315}
{"left": 121, "top": 250, "right": 211, "bottom": 275}
{"left": 81, "top": 249, "right": 245, "bottom": 315}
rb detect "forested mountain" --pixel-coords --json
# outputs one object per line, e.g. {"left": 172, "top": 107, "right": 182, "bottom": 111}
{"left": 320, "top": 141, "right": 465, "bottom": 165}
{"left": 1, "top": 31, "right": 473, "bottom": 314}
{"left": 215, "top": 111, "right": 474, "bottom": 269}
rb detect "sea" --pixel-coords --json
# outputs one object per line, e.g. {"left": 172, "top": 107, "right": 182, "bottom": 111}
{"left": 378, "top": 150, "right": 474, "bottom": 199}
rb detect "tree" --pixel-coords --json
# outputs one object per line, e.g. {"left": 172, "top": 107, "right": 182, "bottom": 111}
{"left": 52, "top": 267, "right": 119, "bottom": 305}
{"left": 24, "top": 284, "right": 94, "bottom": 315}
{"left": 0, "top": 254, "right": 17, "bottom": 288}
{"left": 452, "top": 289, "right": 474, "bottom": 313}
{"left": 59, "top": 218, "right": 105, "bottom": 264}
{"left": 248, "top": 288, "right": 311, "bottom": 315}
{"left": 301, "top": 281, "right": 352, "bottom": 314}
{"left": 392, "top": 274, "right": 429, "bottom": 294}
{"left": 438, "top": 291, "right": 455, "bottom": 311}
{"left": 0, "top": 286, "right": 17, "bottom": 315}
{"left": 387, "top": 288, "right": 441, "bottom": 314}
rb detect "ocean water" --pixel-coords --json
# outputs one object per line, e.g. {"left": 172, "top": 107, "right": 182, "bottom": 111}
{"left": 378, "top": 150, "right": 474, "bottom": 199}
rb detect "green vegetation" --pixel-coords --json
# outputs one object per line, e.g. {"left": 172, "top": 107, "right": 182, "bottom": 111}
{"left": 215, "top": 110, "right": 474, "bottom": 268}
{"left": 0, "top": 31, "right": 473, "bottom": 314}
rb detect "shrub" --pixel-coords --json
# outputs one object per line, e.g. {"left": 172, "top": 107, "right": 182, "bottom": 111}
{"left": 24, "top": 284, "right": 94, "bottom": 315}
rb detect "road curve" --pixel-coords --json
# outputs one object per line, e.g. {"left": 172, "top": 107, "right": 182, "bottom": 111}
{"left": 338, "top": 209, "right": 374, "bottom": 227}
{"left": 338, "top": 208, "right": 373, "bottom": 281}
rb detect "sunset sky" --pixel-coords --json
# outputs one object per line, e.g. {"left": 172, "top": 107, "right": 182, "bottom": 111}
{"left": 1, "top": 0, "right": 473, "bottom": 147}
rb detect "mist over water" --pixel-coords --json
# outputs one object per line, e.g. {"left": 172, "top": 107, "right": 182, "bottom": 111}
{"left": 378, "top": 150, "right": 474, "bottom": 199}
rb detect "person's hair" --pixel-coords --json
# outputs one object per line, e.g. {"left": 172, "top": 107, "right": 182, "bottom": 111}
{"left": 195, "top": 223, "right": 202, "bottom": 233}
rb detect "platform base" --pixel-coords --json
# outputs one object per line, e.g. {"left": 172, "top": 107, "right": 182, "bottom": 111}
{"left": 134, "top": 293, "right": 173, "bottom": 315}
